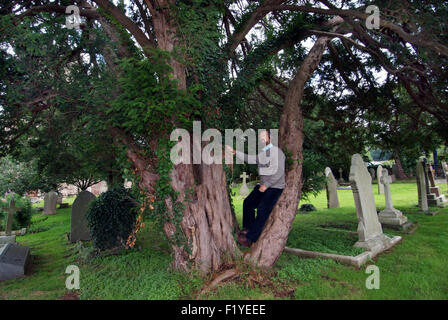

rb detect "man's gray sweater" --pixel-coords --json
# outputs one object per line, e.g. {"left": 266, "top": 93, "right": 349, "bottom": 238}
{"left": 235, "top": 144, "right": 286, "bottom": 189}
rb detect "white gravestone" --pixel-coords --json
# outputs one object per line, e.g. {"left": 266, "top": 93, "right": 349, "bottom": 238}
{"left": 378, "top": 169, "right": 408, "bottom": 226}
{"left": 377, "top": 165, "right": 384, "bottom": 194}
{"left": 349, "top": 154, "right": 400, "bottom": 252}
{"left": 239, "top": 172, "right": 250, "bottom": 196}
{"left": 325, "top": 167, "right": 340, "bottom": 208}
{"left": 43, "top": 191, "right": 58, "bottom": 215}
{"left": 416, "top": 159, "right": 428, "bottom": 212}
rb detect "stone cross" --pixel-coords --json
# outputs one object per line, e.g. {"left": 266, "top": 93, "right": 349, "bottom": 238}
{"left": 381, "top": 169, "right": 393, "bottom": 211}
{"left": 338, "top": 168, "right": 344, "bottom": 183}
{"left": 239, "top": 172, "right": 250, "bottom": 196}
{"left": 5, "top": 200, "right": 20, "bottom": 236}
{"left": 378, "top": 169, "right": 408, "bottom": 226}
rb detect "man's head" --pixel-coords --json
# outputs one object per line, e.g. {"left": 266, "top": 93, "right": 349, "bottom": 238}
{"left": 259, "top": 130, "right": 271, "bottom": 144}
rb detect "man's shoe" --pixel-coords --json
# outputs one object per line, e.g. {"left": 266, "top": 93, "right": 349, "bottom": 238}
{"left": 237, "top": 233, "right": 252, "bottom": 248}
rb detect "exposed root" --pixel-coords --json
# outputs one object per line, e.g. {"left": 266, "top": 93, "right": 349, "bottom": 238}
{"left": 199, "top": 268, "right": 239, "bottom": 295}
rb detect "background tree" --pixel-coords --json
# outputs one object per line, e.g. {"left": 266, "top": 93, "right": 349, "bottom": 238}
{"left": 0, "top": 0, "right": 447, "bottom": 273}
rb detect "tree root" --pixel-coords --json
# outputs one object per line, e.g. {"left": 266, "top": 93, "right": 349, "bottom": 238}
{"left": 199, "top": 268, "right": 239, "bottom": 295}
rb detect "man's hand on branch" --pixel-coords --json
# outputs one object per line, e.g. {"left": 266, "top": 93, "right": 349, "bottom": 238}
{"left": 225, "top": 145, "right": 236, "bottom": 155}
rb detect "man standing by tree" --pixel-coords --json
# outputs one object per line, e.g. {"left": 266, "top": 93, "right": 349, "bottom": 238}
{"left": 226, "top": 130, "right": 285, "bottom": 247}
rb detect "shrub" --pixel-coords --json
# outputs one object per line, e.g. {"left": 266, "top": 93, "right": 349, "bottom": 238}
{"left": 0, "top": 193, "right": 33, "bottom": 231}
{"left": 298, "top": 204, "right": 316, "bottom": 213}
{"left": 86, "top": 188, "right": 138, "bottom": 251}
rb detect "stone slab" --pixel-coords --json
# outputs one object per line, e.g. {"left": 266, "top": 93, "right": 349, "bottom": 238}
{"left": 0, "top": 243, "right": 32, "bottom": 281}
{"left": 0, "top": 235, "right": 16, "bottom": 245}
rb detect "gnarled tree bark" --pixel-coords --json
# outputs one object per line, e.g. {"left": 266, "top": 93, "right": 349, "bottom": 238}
{"left": 247, "top": 35, "right": 335, "bottom": 268}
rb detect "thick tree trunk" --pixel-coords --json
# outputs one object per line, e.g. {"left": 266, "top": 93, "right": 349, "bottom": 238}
{"left": 393, "top": 150, "right": 408, "bottom": 180}
{"left": 167, "top": 163, "right": 240, "bottom": 272}
{"left": 247, "top": 35, "right": 334, "bottom": 268}
{"left": 123, "top": 137, "right": 239, "bottom": 273}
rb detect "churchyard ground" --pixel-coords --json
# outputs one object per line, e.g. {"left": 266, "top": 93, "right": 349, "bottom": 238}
{"left": 1, "top": 181, "right": 447, "bottom": 300}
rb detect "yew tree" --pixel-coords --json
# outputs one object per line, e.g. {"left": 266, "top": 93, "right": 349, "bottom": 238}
{"left": 0, "top": 0, "right": 447, "bottom": 273}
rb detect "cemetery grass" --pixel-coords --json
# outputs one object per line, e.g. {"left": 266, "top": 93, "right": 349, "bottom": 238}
{"left": 0, "top": 181, "right": 447, "bottom": 300}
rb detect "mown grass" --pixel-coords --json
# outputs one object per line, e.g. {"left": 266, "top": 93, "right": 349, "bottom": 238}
{"left": 1, "top": 180, "right": 447, "bottom": 300}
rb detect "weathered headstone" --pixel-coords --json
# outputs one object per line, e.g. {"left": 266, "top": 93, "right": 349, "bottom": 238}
{"left": 0, "top": 243, "right": 32, "bottom": 281}
{"left": 392, "top": 164, "right": 399, "bottom": 178}
{"left": 427, "top": 163, "right": 441, "bottom": 196}
{"left": 70, "top": 191, "right": 96, "bottom": 242}
{"left": 338, "top": 168, "right": 344, "bottom": 183}
{"left": 369, "top": 168, "right": 376, "bottom": 180}
{"left": 378, "top": 169, "right": 409, "bottom": 227}
{"left": 416, "top": 159, "right": 429, "bottom": 212}
{"left": 424, "top": 161, "right": 447, "bottom": 207}
{"left": 5, "top": 199, "right": 19, "bottom": 236}
{"left": 377, "top": 165, "right": 384, "bottom": 194}
{"left": 0, "top": 200, "right": 20, "bottom": 245}
{"left": 43, "top": 191, "right": 58, "bottom": 215}
{"left": 349, "top": 154, "right": 400, "bottom": 252}
{"left": 325, "top": 167, "right": 339, "bottom": 208}
{"left": 239, "top": 172, "right": 250, "bottom": 196}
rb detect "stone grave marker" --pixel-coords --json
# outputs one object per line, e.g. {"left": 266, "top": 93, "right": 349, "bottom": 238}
{"left": 0, "top": 199, "right": 20, "bottom": 245}
{"left": 43, "top": 191, "right": 58, "bottom": 215}
{"left": 378, "top": 168, "right": 410, "bottom": 228}
{"left": 424, "top": 161, "right": 447, "bottom": 207}
{"left": 416, "top": 159, "right": 429, "bottom": 213}
{"left": 239, "top": 172, "right": 250, "bottom": 196}
{"left": 369, "top": 168, "right": 376, "bottom": 180}
{"left": 325, "top": 167, "right": 340, "bottom": 208}
{"left": 70, "top": 190, "right": 96, "bottom": 242}
{"left": 349, "top": 154, "right": 400, "bottom": 252}
{"left": 0, "top": 243, "right": 32, "bottom": 281}
{"left": 377, "top": 165, "right": 384, "bottom": 194}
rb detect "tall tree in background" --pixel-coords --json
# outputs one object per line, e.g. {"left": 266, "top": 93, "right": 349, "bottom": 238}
{"left": 0, "top": 0, "right": 447, "bottom": 273}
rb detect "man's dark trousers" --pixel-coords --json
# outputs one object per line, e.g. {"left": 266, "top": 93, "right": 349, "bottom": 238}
{"left": 243, "top": 184, "right": 283, "bottom": 243}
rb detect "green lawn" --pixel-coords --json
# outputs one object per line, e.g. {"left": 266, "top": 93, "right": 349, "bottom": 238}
{"left": 1, "top": 180, "right": 447, "bottom": 300}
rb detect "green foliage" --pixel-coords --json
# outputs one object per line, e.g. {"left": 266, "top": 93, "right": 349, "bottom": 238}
{"left": 108, "top": 53, "right": 200, "bottom": 138}
{"left": 86, "top": 188, "right": 138, "bottom": 251}
{"left": 298, "top": 204, "right": 317, "bottom": 213}
{"left": 0, "top": 156, "right": 41, "bottom": 196}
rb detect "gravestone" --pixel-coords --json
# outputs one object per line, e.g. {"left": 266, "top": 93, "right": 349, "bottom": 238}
{"left": 70, "top": 191, "right": 96, "bottom": 242}
{"left": 443, "top": 161, "right": 448, "bottom": 194}
{"left": 424, "top": 161, "right": 447, "bottom": 207}
{"left": 239, "top": 172, "right": 250, "bottom": 196}
{"left": 378, "top": 168, "right": 409, "bottom": 227}
{"left": 0, "top": 200, "right": 20, "bottom": 245}
{"left": 427, "top": 163, "right": 441, "bottom": 196}
{"left": 416, "top": 159, "right": 429, "bottom": 212}
{"left": 338, "top": 168, "right": 344, "bottom": 183}
{"left": 369, "top": 168, "right": 376, "bottom": 180}
{"left": 377, "top": 165, "right": 384, "bottom": 194}
{"left": 392, "top": 164, "right": 399, "bottom": 178}
{"left": 349, "top": 154, "right": 400, "bottom": 252}
{"left": 325, "top": 167, "right": 339, "bottom": 208}
{"left": 43, "top": 191, "right": 58, "bottom": 215}
{"left": 0, "top": 243, "right": 32, "bottom": 281}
